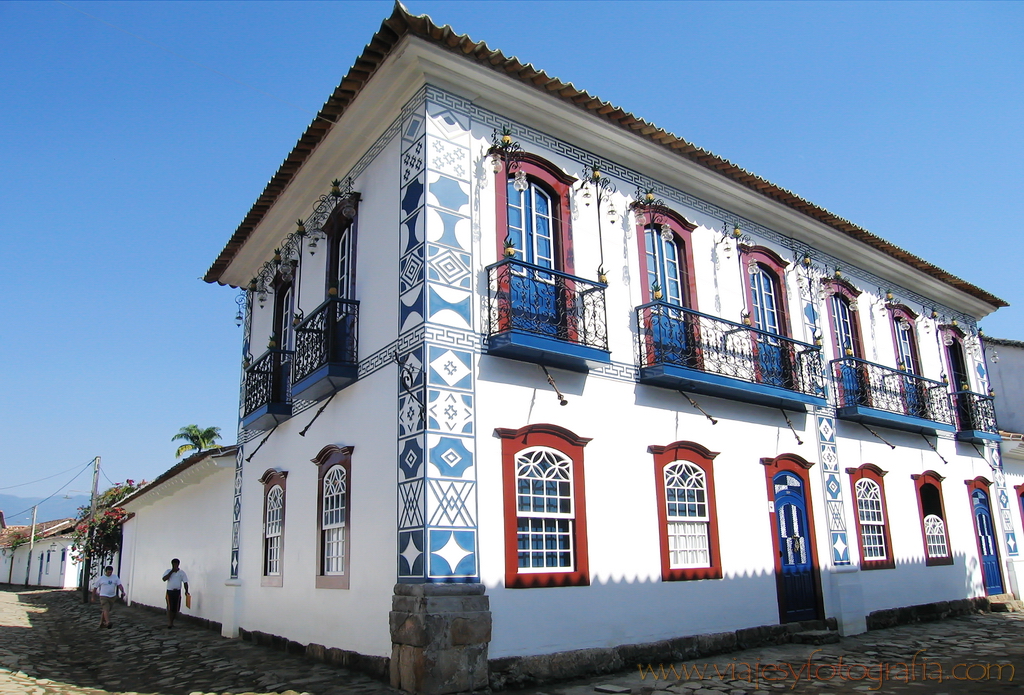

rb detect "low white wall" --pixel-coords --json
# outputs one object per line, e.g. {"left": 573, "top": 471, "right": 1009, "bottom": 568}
{"left": 121, "top": 466, "right": 234, "bottom": 626}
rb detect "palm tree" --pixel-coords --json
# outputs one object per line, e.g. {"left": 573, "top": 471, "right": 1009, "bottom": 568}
{"left": 172, "top": 425, "right": 222, "bottom": 458}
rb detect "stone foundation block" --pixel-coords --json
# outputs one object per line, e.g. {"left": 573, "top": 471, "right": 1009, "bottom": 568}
{"left": 390, "top": 583, "right": 490, "bottom": 695}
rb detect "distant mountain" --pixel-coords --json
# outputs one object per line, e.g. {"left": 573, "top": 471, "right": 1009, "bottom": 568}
{"left": 0, "top": 494, "right": 90, "bottom": 527}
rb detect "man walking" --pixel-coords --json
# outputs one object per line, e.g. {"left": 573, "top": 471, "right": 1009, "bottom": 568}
{"left": 91, "top": 565, "right": 124, "bottom": 629}
{"left": 161, "top": 558, "right": 190, "bottom": 628}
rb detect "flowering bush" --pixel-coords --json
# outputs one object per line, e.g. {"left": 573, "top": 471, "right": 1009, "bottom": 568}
{"left": 69, "top": 479, "right": 144, "bottom": 563}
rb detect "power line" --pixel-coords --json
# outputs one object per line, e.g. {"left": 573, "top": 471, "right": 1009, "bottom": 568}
{"left": 54, "top": 0, "right": 335, "bottom": 126}
{"left": 0, "top": 459, "right": 94, "bottom": 491}
{"left": 3, "top": 460, "right": 95, "bottom": 523}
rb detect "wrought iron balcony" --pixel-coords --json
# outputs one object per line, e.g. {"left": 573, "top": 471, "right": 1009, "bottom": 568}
{"left": 291, "top": 297, "right": 359, "bottom": 403}
{"left": 831, "top": 357, "right": 954, "bottom": 434}
{"left": 635, "top": 301, "right": 826, "bottom": 411}
{"left": 242, "top": 348, "right": 293, "bottom": 430}
{"left": 485, "top": 258, "right": 609, "bottom": 372}
{"left": 951, "top": 390, "right": 1000, "bottom": 443}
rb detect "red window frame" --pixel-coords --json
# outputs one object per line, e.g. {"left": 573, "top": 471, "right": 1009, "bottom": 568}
{"left": 649, "top": 441, "right": 722, "bottom": 581}
{"left": 259, "top": 468, "right": 288, "bottom": 586}
{"left": 739, "top": 245, "right": 792, "bottom": 337}
{"left": 494, "top": 153, "right": 576, "bottom": 273}
{"left": 635, "top": 208, "right": 699, "bottom": 308}
{"left": 495, "top": 424, "right": 591, "bottom": 588}
{"left": 312, "top": 445, "right": 353, "bottom": 589}
{"left": 846, "top": 464, "right": 895, "bottom": 570}
{"left": 912, "top": 470, "right": 953, "bottom": 566}
{"left": 823, "top": 279, "right": 864, "bottom": 359}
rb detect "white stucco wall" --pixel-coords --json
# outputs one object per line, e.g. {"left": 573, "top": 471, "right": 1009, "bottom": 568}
{"left": 120, "top": 466, "right": 234, "bottom": 623}
{"left": 1, "top": 537, "right": 80, "bottom": 589}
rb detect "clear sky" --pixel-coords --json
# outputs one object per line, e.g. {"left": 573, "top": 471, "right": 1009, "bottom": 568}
{"left": 1, "top": 1, "right": 1021, "bottom": 503}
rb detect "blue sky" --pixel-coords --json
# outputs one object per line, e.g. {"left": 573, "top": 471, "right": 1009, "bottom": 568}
{"left": 1, "top": 1, "right": 1021, "bottom": 505}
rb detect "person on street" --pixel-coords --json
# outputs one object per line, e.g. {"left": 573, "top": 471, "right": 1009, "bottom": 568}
{"left": 91, "top": 566, "right": 124, "bottom": 629}
{"left": 161, "top": 558, "right": 190, "bottom": 628}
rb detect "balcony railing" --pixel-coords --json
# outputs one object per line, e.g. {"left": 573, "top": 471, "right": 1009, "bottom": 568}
{"left": 242, "top": 348, "right": 293, "bottom": 429}
{"left": 635, "top": 302, "right": 826, "bottom": 409}
{"left": 951, "top": 390, "right": 999, "bottom": 442}
{"left": 291, "top": 297, "right": 359, "bottom": 402}
{"left": 831, "top": 357, "right": 954, "bottom": 432}
{"left": 485, "top": 258, "right": 609, "bottom": 371}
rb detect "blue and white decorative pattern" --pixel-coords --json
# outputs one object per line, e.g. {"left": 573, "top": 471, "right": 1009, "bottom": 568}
{"left": 230, "top": 446, "right": 243, "bottom": 578}
{"left": 815, "top": 413, "right": 851, "bottom": 565}
{"left": 397, "top": 98, "right": 480, "bottom": 582}
{"left": 991, "top": 448, "right": 1018, "bottom": 556}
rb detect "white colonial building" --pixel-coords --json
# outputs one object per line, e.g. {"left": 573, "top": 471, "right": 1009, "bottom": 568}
{"left": 121, "top": 4, "right": 1017, "bottom": 693}
{"left": 0, "top": 517, "right": 81, "bottom": 589}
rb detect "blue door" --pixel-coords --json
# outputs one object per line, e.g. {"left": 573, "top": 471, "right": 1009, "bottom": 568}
{"left": 773, "top": 472, "right": 819, "bottom": 622}
{"left": 972, "top": 489, "right": 1004, "bottom": 595}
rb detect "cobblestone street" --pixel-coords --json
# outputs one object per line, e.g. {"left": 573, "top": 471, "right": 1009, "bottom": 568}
{"left": 0, "top": 587, "right": 396, "bottom": 695}
{"left": 3, "top": 586, "right": 1024, "bottom": 695}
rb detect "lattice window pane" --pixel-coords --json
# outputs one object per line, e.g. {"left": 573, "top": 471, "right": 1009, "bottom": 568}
{"left": 322, "top": 466, "right": 347, "bottom": 529}
{"left": 924, "top": 514, "right": 949, "bottom": 558}
{"left": 516, "top": 447, "right": 574, "bottom": 573}
{"left": 663, "top": 462, "right": 711, "bottom": 569}
{"left": 323, "top": 526, "right": 345, "bottom": 574}
{"left": 855, "top": 478, "right": 887, "bottom": 560}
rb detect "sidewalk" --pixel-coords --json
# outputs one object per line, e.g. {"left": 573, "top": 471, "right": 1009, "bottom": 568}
{"left": 2, "top": 586, "right": 1024, "bottom": 694}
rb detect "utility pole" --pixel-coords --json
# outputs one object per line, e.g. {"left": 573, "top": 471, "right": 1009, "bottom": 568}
{"left": 80, "top": 456, "right": 101, "bottom": 603}
{"left": 24, "top": 505, "right": 37, "bottom": 586}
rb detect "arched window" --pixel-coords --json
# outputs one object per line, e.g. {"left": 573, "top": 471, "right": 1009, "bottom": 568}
{"left": 741, "top": 245, "right": 791, "bottom": 337}
{"left": 496, "top": 424, "right": 590, "bottom": 588}
{"left": 265, "top": 487, "right": 284, "bottom": 574}
{"left": 823, "top": 280, "right": 863, "bottom": 359}
{"left": 847, "top": 464, "right": 894, "bottom": 569}
{"left": 313, "top": 445, "right": 353, "bottom": 589}
{"left": 494, "top": 154, "right": 575, "bottom": 271}
{"left": 259, "top": 468, "right": 288, "bottom": 586}
{"left": 913, "top": 471, "right": 952, "bottom": 566}
{"left": 650, "top": 441, "right": 722, "bottom": 581}
{"left": 751, "top": 268, "right": 781, "bottom": 334}
{"left": 326, "top": 200, "right": 358, "bottom": 299}
{"left": 637, "top": 209, "right": 698, "bottom": 307}
{"left": 323, "top": 467, "right": 347, "bottom": 568}
{"left": 888, "top": 305, "right": 921, "bottom": 374}
{"left": 508, "top": 180, "right": 555, "bottom": 268}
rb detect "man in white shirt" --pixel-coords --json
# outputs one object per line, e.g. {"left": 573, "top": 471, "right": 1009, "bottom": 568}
{"left": 161, "top": 558, "right": 190, "bottom": 628}
{"left": 90, "top": 566, "right": 124, "bottom": 629}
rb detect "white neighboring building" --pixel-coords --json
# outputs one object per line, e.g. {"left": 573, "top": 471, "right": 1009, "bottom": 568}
{"left": 119, "top": 446, "right": 236, "bottom": 621}
{"left": 0, "top": 517, "right": 81, "bottom": 589}
{"left": 130, "top": 5, "right": 1014, "bottom": 694}
{"left": 982, "top": 336, "right": 1024, "bottom": 600}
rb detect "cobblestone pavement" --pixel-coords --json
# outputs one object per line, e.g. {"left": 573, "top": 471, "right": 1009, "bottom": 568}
{"left": 3, "top": 586, "right": 1024, "bottom": 695}
{"left": 518, "top": 613, "right": 1024, "bottom": 695}
{"left": 0, "top": 587, "right": 398, "bottom": 695}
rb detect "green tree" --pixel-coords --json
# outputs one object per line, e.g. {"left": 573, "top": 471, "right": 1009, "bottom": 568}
{"left": 172, "top": 424, "right": 222, "bottom": 458}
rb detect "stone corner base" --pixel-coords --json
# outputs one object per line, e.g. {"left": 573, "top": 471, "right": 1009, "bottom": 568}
{"left": 389, "top": 582, "right": 491, "bottom": 695}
